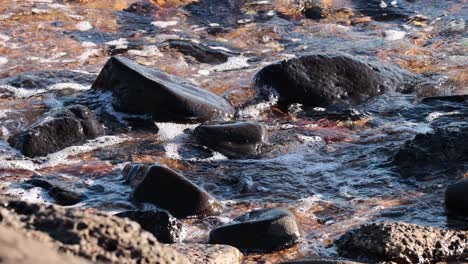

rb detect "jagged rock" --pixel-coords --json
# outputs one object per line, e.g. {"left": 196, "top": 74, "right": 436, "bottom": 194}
{"left": 91, "top": 56, "right": 235, "bottom": 122}
{"left": 336, "top": 222, "right": 468, "bottom": 264}
{"left": 446, "top": 180, "right": 468, "bottom": 218}
{"left": 193, "top": 121, "right": 268, "bottom": 158}
{"left": 172, "top": 243, "right": 244, "bottom": 264}
{"left": 126, "top": 164, "right": 224, "bottom": 218}
{"left": 255, "top": 54, "right": 415, "bottom": 108}
{"left": 115, "top": 210, "right": 184, "bottom": 243}
{"left": 8, "top": 105, "right": 104, "bottom": 157}
{"left": 209, "top": 208, "right": 301, "bottom": 252}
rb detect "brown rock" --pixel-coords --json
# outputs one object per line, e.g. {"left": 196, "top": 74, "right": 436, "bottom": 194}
{"left": 172, "top": 243, "right": 243, "bottom": 264}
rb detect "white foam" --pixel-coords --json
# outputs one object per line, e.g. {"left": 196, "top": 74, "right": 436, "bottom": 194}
{"left": 0, "top": 57, "right": 7, "bottom": 65}
{"left": 384, "top": 30, "right": 406, "bottom": 40}
{"left": 209, "top": 56, "right": 250, "bottom": 72}
{"left": 237, "top": 93, "right": 279, "bottom": 118}
{"left": 425, "top": 111, "right": 461, "bottom": 122}
{"left": 47, "top": 83, "right": 91, "bottom": 91}
{"left": 75, "top": 21, "right": 93, "bottom": 31}
{"left": 0, "top": 85, "right": 46, "bottom": 98}
{"left": 151, "top": 21, "right": 178, "bottom": 28}
{"left": 128, "top": 45, "right": 163, "bottom": 57}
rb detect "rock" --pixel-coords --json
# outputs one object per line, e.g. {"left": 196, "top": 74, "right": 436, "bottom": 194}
{"left": 336, "top": 222, "right": 468, "bottom": 264}
{"left": 48, "top": 186, "right": 85, "bottom": 206}
{"left": 0, "top": 70, "right": 95, "bottom": 90}
{"left": 8, "top": 105, "right": 104, "bottom": 157}
{"left": 1, "top": 200, "right": 190, "bottom": 264}
{"left": 282, "top": 258, "right": 364, "bottom": 264}
{"left": 184, "top": 0, "right": 246, "bottom": 28}
{"left": 351, "top": 0, "right": 416, "bottom": 21}
{"left": 393, "top": 125, "right": 468, "bottom": 178}
{"left": 172, "top": 243, "right": 243, "bottom": 264}
{"left": 115, "top": 210, "right": 184, "bottom": 243}
{"left": 166, "top": 39, "right": 234, "bottom": 64}
{"left": 254, "top": 54, "right": 414, "bottom": 108}
{"left": 193, "top": 121, "right": 268, "bottom": 158}
{"left": 209, "top": 208, "right": 301, "bottom": 252}
{"left": 422, "top": 94, "right": 468, "bottom": 103}
{"left": 91, "top": 56, "right": 235, "bottom": 122}
{"left": 129, "top": 164, "right": 224, "bottom": 218}
{"left": 304, "top": 6, "right": 324, "bottom": 20}
{"left": 24, "top": 178, "right": 54, "bottom": 189}
{"left": 122, "top": 163, "right": 152, "bottom": 188}
{"left": 446, "top": 180, "right": 468, "bottom": 218}
{"left": 0, "top": 224, "right": 89, "bottom": 264}
{"left": 124, "top": 0, "right": 158, "bottom": 16}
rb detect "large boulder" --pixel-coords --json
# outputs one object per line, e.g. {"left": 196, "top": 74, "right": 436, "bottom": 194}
{"left": 115, "top": 210, "right": 184, "bottom": 243}
{"left": 209, "top": 208, "right": 301, "bottom": 252}
{"left": 126, "top": 164, "right": 224, "bottom": 218}
{"left": 336, "top": 222, "right": 468, "bottom": 264}
{"left": 445, "top": 180, "right": 468, "bottom": 218}
{"left": 8, "top": 105, "right": 104, "bottom": 157}
{"left": 193, "top": 121, "right": 268, "bottom": 158}
{"left": 91, "top": 56, "right": 235, "bottom": 122}
{"left": 254, "top": 54, "right": 413, "bottom": 108}
{"left": 172, "top": 243, "right": 244, "bottom": 264}
{"left": 0, "top": 200, "right": 189, "bottom": 264}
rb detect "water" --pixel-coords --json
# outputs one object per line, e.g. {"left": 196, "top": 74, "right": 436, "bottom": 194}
{"left": 0, "top": 0, "right": 467, "bottom": 263}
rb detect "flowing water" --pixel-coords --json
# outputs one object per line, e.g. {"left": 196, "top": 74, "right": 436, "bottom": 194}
{"left": 0, "top": 0, "right": 467, "bottom": 263}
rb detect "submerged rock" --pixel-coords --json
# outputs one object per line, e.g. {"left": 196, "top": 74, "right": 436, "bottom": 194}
{"left": 209, "top": 208, "right": 301, "bottom": 252}
{"left": 336, "top": 222, "right": 468, "bottom": 264}
{"left": 1, "top": 200, "right": 189, "bottom": 264}
{"left": 115, "top": 210, "right": 184, "bottom": 243}
{"left": 129, "top": 165, "right": 224, "bottom": 218}
{"left": 172, "top": 243, "right": 243, "bottom": 264}
{"left": 255, "top": 54, "right": 414, "bottom": 108}
{"left": 193, "top": 121, "right": 268, "bottom": 158}
{"left": 91, "top": 56, "right": 235, "bottom": 122}
{"left": 394, "top": 125, "right": 468, "bottom": 178}
{"left": 446, "top": 180, "right": 468, "bottom": 218}
{"left": 166, "top": 39, "right": 235, "bottom": 64}
{"left": 8, "top": 105, "right": 104, "bottom": 157}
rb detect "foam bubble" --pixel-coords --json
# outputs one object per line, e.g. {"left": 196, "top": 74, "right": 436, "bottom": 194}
{"left": 209, "top": 56, "right": 250, "bottom": 72}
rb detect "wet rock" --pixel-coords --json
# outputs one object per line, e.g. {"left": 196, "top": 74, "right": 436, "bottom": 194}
{"left": 422, "top": 94, "right": 468, "bottom": 103}
{"left": 129, "top": 164, "right": 224, "bottom": 218}
{"left": 336, "top": 222, "right": 468, "bottom": 264}
{"left": 282, "top": 258, "right": 364, "bottom": 264}
{"left": 115, "top": 210, "right": 184, "bottom": 243}
{"left": 304, "top": 6, "right": 324, "bottom": 20}
{"left": 193, "top": 121, "right": 268, "bottom": 158}
{"left": 209, "top": 208, "right": 301, "bottom": 252}
{"left": 172, "top": 243, "right": 244, "bottom": 264}
{"left": 0, "top": 70, "right": 95, "bottom": 90}
{"left": 303, "top": 108, "right": 368, "bottom": 121}
{"left": 124, "top": 0, "right": 158, "bottom": 16}
{"left": 446, "top": 180, "right": 468, "bottom": 218}
{"left": 122, "top": 163, "right": 152, "bottom": 188}
{"left": 1, "top": 200, "right": 189, "bottom": 264}
{"left": 166, "top": 39, "right": 234, "bottom": 64}
{"left": 351, "top": 0, "right": 417, "bottom": 21}
{"left": 184, "top": 0, "right": 246, "bottom": 28}
{"left": 91, "top": 56, "right": 235, "bottom": 122}
{"left": 8, "top": 105, "right": 104, "bottom": 157}
{"left": 393, "top": 125, "right": 468, "bottom": 178}
{"left": 24, "top": 178, "right": 53, "bottom": 189}
{"left": 255, "top": 54, "right": 414, "bottom": 108}
{"left": 48, "top": 186, "right": 85, "bottom": 206}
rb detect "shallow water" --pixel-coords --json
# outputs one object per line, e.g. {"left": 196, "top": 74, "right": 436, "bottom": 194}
{"left": 0, "top": 0, "right": 467, "bottom": 263}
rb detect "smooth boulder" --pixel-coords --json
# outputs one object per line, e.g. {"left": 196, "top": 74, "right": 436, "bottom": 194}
{"left": 209, "top": 208, "right": 301, "bottom": 252}
{"left": 8, "top": 105, "right": 104, "bottom": 157}
{"left": 91, "top": 56, "right": 235, "bottom": 122}
{"left": 128, "top": 164, "right": 224, "bottom": 218}
{"left": 193, "top": 121, "right": 268, "bottom": 158}
{"left": 254, "top": 54, "right": 413, "bottom": 108}
{"left": 115, "top": 210, "right": 184, "bottom": 243}
{"left": 446, "top": 180, "right": 468, "bottom": 218}
{"left": 336, "top": 222, "right": 468, "bottom": 264}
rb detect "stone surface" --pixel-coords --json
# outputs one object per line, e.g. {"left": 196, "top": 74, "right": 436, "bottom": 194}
{"left": 193, "top": 121, "right": 268, "bottom": 158}
{"left": 172, "top": 243, "right": 244, "bottom": 264}
{"left": 282, "top": 258, "right": 364, "bottom": 264}
{"left": 209, "top": 208, "right": 301, "bottom": 252}
{"left": 0, "top": 200, "right": 190, "bottom": 264}
{"left": 336, "top": 222, "right": 468, "bottom": 264}
{"left": 48, "top": 186, "right": 85, "bottom": 206}
{"left": 0, "top": 70, "right": 95, "bottom": 90}
{"left": 254, "top": 54, "right": 414, "bottom": 108}
{"left": 115, "top": 210, "right": 184, "bottom": 243}
{"left": 8, "top": 104, "right": 104, "bottom": 157}
{"left": 91, "top": 56, "right": 235, "bottom": 122}
{"left": 128, "top": 164, "right": 224, "bottom": 218}
{"left": 166, "top": 39, "right": 234, "bottom": 64}
{"left": 446, "top": 180, "right": 468, "bottom": 218}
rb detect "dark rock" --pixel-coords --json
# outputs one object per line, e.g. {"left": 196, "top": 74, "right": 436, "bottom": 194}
{"left": 254, "top": 54, "right": 414, "bottom": 108}
{"left": 446, "top": 180, "right": 468, "bottom": 218}
{"left": 24, "top": 178, "right": 53, "bottom": 190}
{"left": 193, "top": 121, "right": 267, "bottom": 158}
{"left": 282, "top": 258, "right": 364, "bottom": 264}
{"left": 394, "top": 125, "right": 468, "bottom": 178}
{"left": 166, "top": 39, "right": 235, "bottom": 64}
{"left": 48, "top": 186, "right": 85, "bottom": 206}
{"left": 351, "top": 0, "right": 417, "bottom": 21}
{"left": 124, "top": 0, "right": 158, "bottom": 16}
{"left": 115, "top": 210, "right": 184, "bottom": 243}
{"left": 422, "top": 94, "right": 468, "bottom": 103}
{"left": 336, "top": 222, "right": 468, "bottom": 264}
{"left": 1, "top": 200, "right": 189, "bottom": 264}
{"left": 0, "top": 70, "right": 95, "bottom": 90}
{"left": 91, "top": 56, "right": 235, "bottom": 122}
{"left": 304, "top": 6, "right": 324, "bottom": 20}
{"left": 8, "top": 105, "right": 104, "bottom": 157}
{"left": 209, "top": 208, "right": 301, "bottom": 252}
{"left": 129, "top": 164, "right": 224, "bottom": 218}
{"left": 184, "top": 0, "right": 246, "bottom": 28}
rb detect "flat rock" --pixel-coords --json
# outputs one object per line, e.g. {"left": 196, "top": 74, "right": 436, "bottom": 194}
{"left": 254, "top": 54, "right": 414, "bottom": 108}
{"left": 8, "top": 105, "right": 104, "bottom": 157}
{"left": 91, "top": 56, "right": 235, "bottom": 122}
{"left": 172, "top": 243, "right": 243, "bottom": 264}
{"left": 336, "top": 222, "right": 468, "bottom": 264}
{"left": 193, "top": 121, "right": 268, "bottom": 158}
{"left": 128, "top": 164, "right": 224, "bottom": 218}
{"left": 209, "top": 208, "right": 301, "bottom": 252}
{"left": 446, "top": 180, "right": 468, "bottom": 218}
{"left": 115, "top": 210, "right": 184, "bottom": 243}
